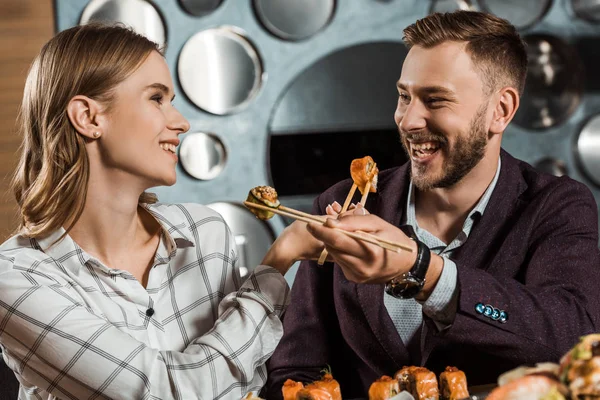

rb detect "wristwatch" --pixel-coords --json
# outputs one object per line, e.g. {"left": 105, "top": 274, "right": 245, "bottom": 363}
{"left": 384, "top": 226, "right": 431, "bottom": 299}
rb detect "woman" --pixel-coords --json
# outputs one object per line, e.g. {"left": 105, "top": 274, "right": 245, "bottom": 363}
{"left": 0, "top": 23, "right": 324, "bottom": 399}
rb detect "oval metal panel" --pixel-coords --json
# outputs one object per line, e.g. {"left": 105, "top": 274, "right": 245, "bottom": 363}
{"left": 179, "top": 132, "right": 227, "bottom": 181}
{"left": 534, "top": 157, "right": 568, "bottom": 177}
{"left": 254, "top": 0, "right": 335, "bottom": 41}
{"left": 577, "top": 115, "right": 600, "bottom": 187}
{"left": 429, "top": 0, "right": 476, "bottom": 13}
{"left": 206, "top": 202, "right": 276, "bottom": 278}
{"left": 571, "top": 0, "right": 600, "bottom": 22}
{"left": 477, "top": 0, "right": 551, "bottom": 30}
{"left": 178, "top": 0, "right": 223, "bottom": 16}
{"left": 80, "top": 0, "right": 166, "bottom": 48}
{"left": 513, "top": 34, "right": 583, "bottom": 131}
{"left": 178, "top": 27, "right": 264, "bottom": 115}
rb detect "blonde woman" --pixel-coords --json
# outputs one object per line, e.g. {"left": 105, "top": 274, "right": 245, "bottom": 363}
{"left": 0, "top": 24, "right": 323, "bottom": 399}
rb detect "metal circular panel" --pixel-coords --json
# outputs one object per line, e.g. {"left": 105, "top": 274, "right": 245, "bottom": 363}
{"left": 429, "top": 0, "right": 476, "bottom": 13}
{"left": 254, "top": 0, "right": 335, "bottom": 41}
{"left": 577, "top": 115, "right": 600, "bottom": 187}
{"left": 513, "top": 34, "right": 583, "bottom": 131}
{"left": 178, "top": 0, "right": 223, "bottom": 16}
{"left": 80, "top": 0, "right": 166, "bottom": 48}
{"left": 206, "top": 202, "right": 276, "bottom": 278}
{"left": 179, "top": 132, "right": 227, "bottom": 180}
{"left": 478, "top": 0, "right": 552, "bottom": 30}
{"left": 534, "top": 158, "right": 568, "bottom": 177}
{"left": 178, "top": 27, "right": 264, "bottom": 115}
{"left": 572, "top": 0, "right": 600, "bottom": 23}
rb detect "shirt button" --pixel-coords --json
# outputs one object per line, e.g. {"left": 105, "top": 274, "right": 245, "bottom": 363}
{"left": 146, "top": 308, "right": 155, "bottom": 317}
{"left": 475, "top": 303, "right": 485, "bottom": 314}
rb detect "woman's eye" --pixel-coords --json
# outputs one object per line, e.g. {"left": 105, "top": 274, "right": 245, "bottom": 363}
{"left": 399, "top": 93, "right": 410, "bottom": 103}
{"left": 151, "top": 94, "right": 163, "bottom": 104}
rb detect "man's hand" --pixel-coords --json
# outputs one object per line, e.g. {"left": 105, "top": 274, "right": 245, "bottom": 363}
{"left": 305, "top": 205, "right": 444, "bottom": 298}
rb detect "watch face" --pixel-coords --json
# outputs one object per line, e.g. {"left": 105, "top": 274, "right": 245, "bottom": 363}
{"left": 391, "top": 274, "right": 424, "bottom": 299}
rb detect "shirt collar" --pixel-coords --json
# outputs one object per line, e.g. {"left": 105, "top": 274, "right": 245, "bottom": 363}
{"left": 405, "top": 157, "right": 502, "bottom": 231}
{"left": 33, "top": 203, "right": 194, "bottom": 272}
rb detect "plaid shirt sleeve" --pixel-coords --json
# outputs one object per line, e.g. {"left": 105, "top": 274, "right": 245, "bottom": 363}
{"left": 0, "top": 204, "right": 290, "bottom": 400}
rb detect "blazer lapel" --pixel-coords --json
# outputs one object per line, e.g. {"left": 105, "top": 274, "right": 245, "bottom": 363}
{"left": 355, "top": 164, "right": 413, "bottom": 369}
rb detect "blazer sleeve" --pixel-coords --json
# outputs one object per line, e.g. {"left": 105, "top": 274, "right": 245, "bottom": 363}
{"left": 263, "top": 193, "right": 342, "bottom": 400}
{"left": 427, "top": 178, "right": 600, "bottom": 365}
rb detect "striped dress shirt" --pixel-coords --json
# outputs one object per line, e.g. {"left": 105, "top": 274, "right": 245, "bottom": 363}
{"left": 0, "top": 203, "right": 289, "bottom": 400}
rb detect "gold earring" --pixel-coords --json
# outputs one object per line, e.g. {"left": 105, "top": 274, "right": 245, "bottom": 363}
{"left": 93, "top": 132, "right": 101, "bottom": 138}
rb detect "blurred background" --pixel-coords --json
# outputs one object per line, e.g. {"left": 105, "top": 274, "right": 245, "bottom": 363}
{"left": 3, "top": 0, "right": 600, "bottom": 287}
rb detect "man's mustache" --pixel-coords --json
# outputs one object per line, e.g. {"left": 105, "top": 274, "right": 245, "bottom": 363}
{"left": 399, "top": 129, "right": 448, "bottom": 145}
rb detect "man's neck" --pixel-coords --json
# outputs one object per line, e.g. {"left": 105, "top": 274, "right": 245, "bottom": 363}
{"left": 414, "top": 152, "right": 499, "bottom": 243}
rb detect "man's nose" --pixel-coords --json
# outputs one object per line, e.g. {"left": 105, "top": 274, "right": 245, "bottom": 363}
{"left": 398, "top": 101, "right": 427, "bottom": 132}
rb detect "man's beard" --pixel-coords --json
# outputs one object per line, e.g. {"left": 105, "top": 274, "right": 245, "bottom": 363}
{"left": 400, "top": 104, "right": 488, "bottom": 191}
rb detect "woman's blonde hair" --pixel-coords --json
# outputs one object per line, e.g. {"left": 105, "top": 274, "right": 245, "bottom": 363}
{"left": 12, "top": 23, "right": 160, "bottom": 239}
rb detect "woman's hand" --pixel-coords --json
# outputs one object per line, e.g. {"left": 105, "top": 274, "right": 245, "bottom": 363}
{"left": 261, "top": 202, "right": 341, "bottom": 275}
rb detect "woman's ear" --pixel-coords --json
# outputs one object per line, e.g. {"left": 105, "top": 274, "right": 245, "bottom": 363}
{"left": 66, "top": 95, "right": 105, "bottom": 140}
{"left": 489, "top": 86, "right": 520, "bottom": 135}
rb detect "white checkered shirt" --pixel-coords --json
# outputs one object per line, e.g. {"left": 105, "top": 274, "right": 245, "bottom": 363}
{"left": 0, "top": 203, "right": 290, "bottom": 400}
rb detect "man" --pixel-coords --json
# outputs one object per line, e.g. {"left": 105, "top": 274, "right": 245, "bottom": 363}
{"left": 264, "top": 10, "right": 600, "bottom": 399}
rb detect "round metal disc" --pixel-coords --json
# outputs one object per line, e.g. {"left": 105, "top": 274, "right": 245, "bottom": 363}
{"left": 571, "top": 0, "right": 600, "bottom": 23}
{"left": 534, "top": 158, "right": 568, "bottom": 177}
{"left": 577, "top": 115, "right": 600, "bottom": 187}
{"left": 178, "top": 0, "right": 223, "bottom": 16}
{"left": 80, "top": 0, "right": 166, "bottom": 48}
{"left": 178, "top": 27, "right": 264, "bottom": 115}
{"left": 477, "top": 0, "right": 552, "bottom": 30}
{"left": 254, "top": 0, "right": 335, "bottom": 41}
{"left": 206, "top": 202, "right": 275, "bottom": 278}
{"left": 429, "top": 0, "right": 476, "bottom": 13}
{"left": 513, "top": 34, "right": 583, "bottom": 131}
{"left": 179, "top": 132, "right": 227, "bottom": 180}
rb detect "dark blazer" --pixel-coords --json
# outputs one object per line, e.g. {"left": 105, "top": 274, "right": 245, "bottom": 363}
{"left": 264, "top": 150, "right": 600, "bottom": 400}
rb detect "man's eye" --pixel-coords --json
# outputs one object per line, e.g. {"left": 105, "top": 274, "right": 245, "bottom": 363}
{"left": 427, "top": 97, "right": 445, "bottom": 104}
{"left": 399, "top": 93, "right": 410, "bottom": 103}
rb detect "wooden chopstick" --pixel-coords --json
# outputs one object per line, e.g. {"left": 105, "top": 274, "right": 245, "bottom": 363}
{"left": 317, "top": 183, "right": 357, "bottom": 265}
{"left": 244, "top": 201, "right": 413, "bottom": 253}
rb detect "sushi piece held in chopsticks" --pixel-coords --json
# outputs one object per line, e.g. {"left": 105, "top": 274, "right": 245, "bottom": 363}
{"left": 368, "top": 375, "right": 401, "bottom": 400}
{"left": 350, "top": 155, "right": 379, "bottom": 195}
{"left": 246, "top": 185, "right": 280, "bottom": 220}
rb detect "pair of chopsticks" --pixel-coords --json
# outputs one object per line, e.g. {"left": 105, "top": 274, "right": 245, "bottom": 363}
{"left": 317, "top": 163, "right": 378, "bottom": 264}
{"left": 243, "top": 201, "right": 413, "bottom": 254}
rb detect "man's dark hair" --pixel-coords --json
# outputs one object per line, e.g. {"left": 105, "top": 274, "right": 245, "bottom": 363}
{"left": 403, "top": 11, "right": 528, "bottom": 95}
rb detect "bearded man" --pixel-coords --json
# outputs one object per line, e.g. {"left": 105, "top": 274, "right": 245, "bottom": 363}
{"left": 264, "top": 10, "right": 600, "bottom": 400}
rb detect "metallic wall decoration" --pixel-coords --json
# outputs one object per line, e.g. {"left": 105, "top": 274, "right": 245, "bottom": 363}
{"left": 178, "top": 27, "right": 264, "bottom": 115}
{"left": 178, "top": 0, "right": 223, "bottom": 16}
{"left": 430, "top": 0, "right": 476, "bottom": 13}
{"left": 478, "top": 0, "right": 552, "bottom": 30}
{"left": 253, "top": 0, "right": 336, "bottom": 41}
{"left": 206, "top": 202, "right": 276, "bottom": 277}
{"left": 513, "top": 34, "right": 583, "bottom": 131}
{"left": 79, "top": 0, "right": 166, "bottom": 48}
{"left": 535, "top": 157, "right": 568, "bottom": 177}
{"left": 571, "top": 0, "right": 600, "bottom": 22}
{"left": 179, "top": 132, "right": 227, "bottom": 181}
{"left": 576, "top": 115, "right": 600, "bottom": 187}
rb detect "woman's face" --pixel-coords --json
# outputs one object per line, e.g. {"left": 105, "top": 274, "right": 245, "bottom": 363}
{"left": 99, "top": 51, "right": 190, "bottom": 188}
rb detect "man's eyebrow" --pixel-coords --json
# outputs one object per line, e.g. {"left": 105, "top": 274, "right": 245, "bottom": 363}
{"left": 396, "top": 82, "right": 456, "bottom": 96}
{"left": 145, "top": 83, "right": 176, "bottom": 101}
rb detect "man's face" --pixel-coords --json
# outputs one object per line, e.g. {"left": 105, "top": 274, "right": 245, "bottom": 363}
{"left": 394, "top": 41, "right": 491, "bottom": 190}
